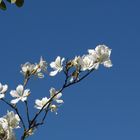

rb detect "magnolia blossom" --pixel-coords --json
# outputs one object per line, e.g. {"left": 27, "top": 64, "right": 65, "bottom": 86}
{"left": 21, "top": 62, "right": 36, "bottom": 76}
{"left": 0, "top": 83, "right": 8, "bottom": 99}
{"left": 4, "top": 111, "right": 20, "bottom": 129}
{"left": 72, "top": 56, "right": 81, "bottom": 67}
{"left": 88, "top": 45, "right": 112, "bottom": 68}
{"left": 39, "top": 56, "right": 47, "bottom": 72}
{"left": 50, "top": 56, "right": 65, "bottom": 76}
{"left": 79, "top": 54, "right": 99, "bottom": 71}
{"left": 0, "top": 118, "right": 16, "bottom": 140}
{"left": 35, "top": 97, "right": 50, "bottom": 110}
{"left": 21, "top": 58, "right": 47, "bottom": 78}
{"left": 49, "top": 88, "right": 64, "bottom": 104}
{"left": 10, "top": 85, "right": 30, "bottom": 104}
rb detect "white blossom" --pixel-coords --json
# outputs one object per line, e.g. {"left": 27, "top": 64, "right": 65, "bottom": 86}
{"left": 4, "top": 111, "right": 20, "bottom": 129}
{"left": 0, "top": 118, "right": 16, "bottom": 140}
{"left": 72, "top": 56, "right": 81, "bottom": 67}
{"left": 88, "top": 45, "right": 112, "bottom": 68}
{"left": 50, "top": 56, "right": 65, "bottom": 76}
{"left": 35, "top": 97, "right": 50, "bottom": 110}
{"left": 21, "top": 62, "right": 36, "bottom": 76}
{"left": 79, "top": 54, "right": 99, "bottom": 71}
{"left": 39, "top": 56, "right": 47, "bottom": 72}
{"left": 10, "top": 85, "right": 30, "bottom": 104}
{"left": 21, "top": 60, "right": 47, "bottom": 78}
{"left": 50, "top": 88, "right": 64, "bottom": 104}
{"left": 0, "top": 83, "right": 8, "bottom": 99}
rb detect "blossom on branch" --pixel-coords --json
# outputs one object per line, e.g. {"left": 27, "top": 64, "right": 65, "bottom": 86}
{"left": 79, "top": 54, "right": 99, "bottom": 71}
{"left": 88, "top": 45, "right": 112, "bottom": 68}
{"left": 4, "top": 111, "right": 20, "bottom": 129}
{"left": 10, "top": 85, "right": 30, "bottom": 104}
{"left": 0, "top": 83, "right": 8, "bottom": 99}
{"left": 21, "top": 57, "right": 47, "bottom": 78}
{"left": 0, "top": 111, "right": 20, "bottom": 140}
{"left": 38, "top": 56, "right": 47, "bottom": 72}
{"left": 50, "top": 56, "right": 65, "bottom": 76}
{"left": 35, "top": 97, "right": 50, "bottom": 110}
{"left": 50, "top": 88, "right": 64, "bottom": 104}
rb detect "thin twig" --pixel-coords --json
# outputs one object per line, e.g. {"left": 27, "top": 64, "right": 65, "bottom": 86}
{"left": 1, "top": 98, "right": 26, "bottom": 130}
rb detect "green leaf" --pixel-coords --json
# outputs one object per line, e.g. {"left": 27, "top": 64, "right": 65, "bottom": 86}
{"left": 15, "top": 0, "right": 24, "bottom": 7}
{"left": 0, "top": 1, "right": 7, "bottom": 10}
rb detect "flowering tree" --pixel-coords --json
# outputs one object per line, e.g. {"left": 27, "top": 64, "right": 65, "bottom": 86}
{"left": 0, "top": 45, "right": 112, "bottom": 140}
{"left": 0, "top": 0, "right": 24, "bottom": 10}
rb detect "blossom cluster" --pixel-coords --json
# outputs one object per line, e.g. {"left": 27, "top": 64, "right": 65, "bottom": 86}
{"left": 0, "top": 44, "right": 112, "bottom": 139}
{"left": 0, "top": 111, "right": 20, "bottom": 140}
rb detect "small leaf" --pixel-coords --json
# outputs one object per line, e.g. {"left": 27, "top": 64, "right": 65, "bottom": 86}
{"left": 15, "top": 0, "right": 24, "bottom": 7}
{"left": 0, "top": 1, "right": 7, "bottom": 10}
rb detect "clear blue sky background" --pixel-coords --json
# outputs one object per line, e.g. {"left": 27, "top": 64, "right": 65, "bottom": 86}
{"left": 0, "top": 0, "right": 140, "bottom": 140}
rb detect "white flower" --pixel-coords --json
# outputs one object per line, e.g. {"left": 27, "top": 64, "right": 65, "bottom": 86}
{"left": 7, "top": 128, "right": 16, "bottom": 140}
{"left": 50, "top": 88, "right": 64, "bottom": 104}
{"left": 0, "top": 83, "right": 8, "bottom": 99}
{"left": 0, "top": 118, "right": 16, "bottom": 140}
{"left": 4, "top": 111, "right": 20, "bottom": 129}
{"left": 10, "top": 85, "right": 30, "bottom": 104}
{"left": 0, "top": 118, "right": 9, "bottom": 139}
{"left": 35, "top": 97, "right": 50, "bottom": 110}
{"left": 21, "top": 59, "right": 47, "bottom": 78}
{"left": 50, "top": 56, "right": 65, "bottom": 76}
{"left": 72, "top": 56, "right": 81, "bottom": 67}
{"left": 88, "top": 45, "right": 112, "bottom": 68}
{"left": 79, "top": 54, "right": 99, "bottom": 71}
{"left": 39, "top": 56, "right": 47, "bottom": 72}
{"left": 21, "top": 62, "right": 36, "bottom": 76}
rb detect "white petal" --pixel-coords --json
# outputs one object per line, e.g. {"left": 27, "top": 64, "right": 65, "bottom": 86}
{"left": 49, "top": 70, "right": 59, "bottom": 76}
{"left": 0, "top": 94, "right": 5, "bottom": 99}
{"left": 11, "top": 98, "right": 21, "bottom": 104}
{"left": 94, "top": 62, "right": 100, "bottom": 70}
{"left": 61, "top": 57, "right": 65, "bottom": 65}
{"left": 16, "top": 85, "right": 24, "bottom": 93}
{"left": 21, "top": 97, "right": 27, "bottom": 102}
{"left": 55, "top": 56, "right": 61, "bottom": 64}
{"left": 10, "top": 90, "right": 19, "bottom": 98}
{"left": 1, "top": 85, "right": 8, "bottom": 93}
{"left": 49, "top": 88, "right": 56, "bottom": 97}
{"left": 35, "top": 99, "right": 42, "bottom": 107}
{"left": 56, "top": 99, "right": 64, "bottom": 104}
{"left": 50, "top": 62, "right": 56, "bottom": 69}
{"left": 23, "top": 89, "right": 30, "bottom": 97}
{"left": 55, "top": 92, "right": 62, "bottom": 99}
{"left": 103, "top": 60, "right": 112, "bottom": 68}
{"left": 37, "top": 72, "right": 44, "bottom": 78}
{"left": 88, "top": 49, "right": 95, "bottom": 54}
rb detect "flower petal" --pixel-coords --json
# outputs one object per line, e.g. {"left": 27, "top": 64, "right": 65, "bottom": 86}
{"left": 16, "top": 85, "right": 24, "bottom": 93}
{"left": 0, "top": 94, "right": 5, "bottom": 99}
{"left": 49, "top": 70, "right": 59, "bottom": 76}
{"left": 11, "top": 98, "right": 21, "bottom": 104}
{"left": 10, "top": 90, "right": 19, "bottom": 98}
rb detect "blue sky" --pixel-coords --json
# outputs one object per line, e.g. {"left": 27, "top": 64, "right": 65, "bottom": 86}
{"left": 0, "top": 0, "right": 140, "bottom": 140}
